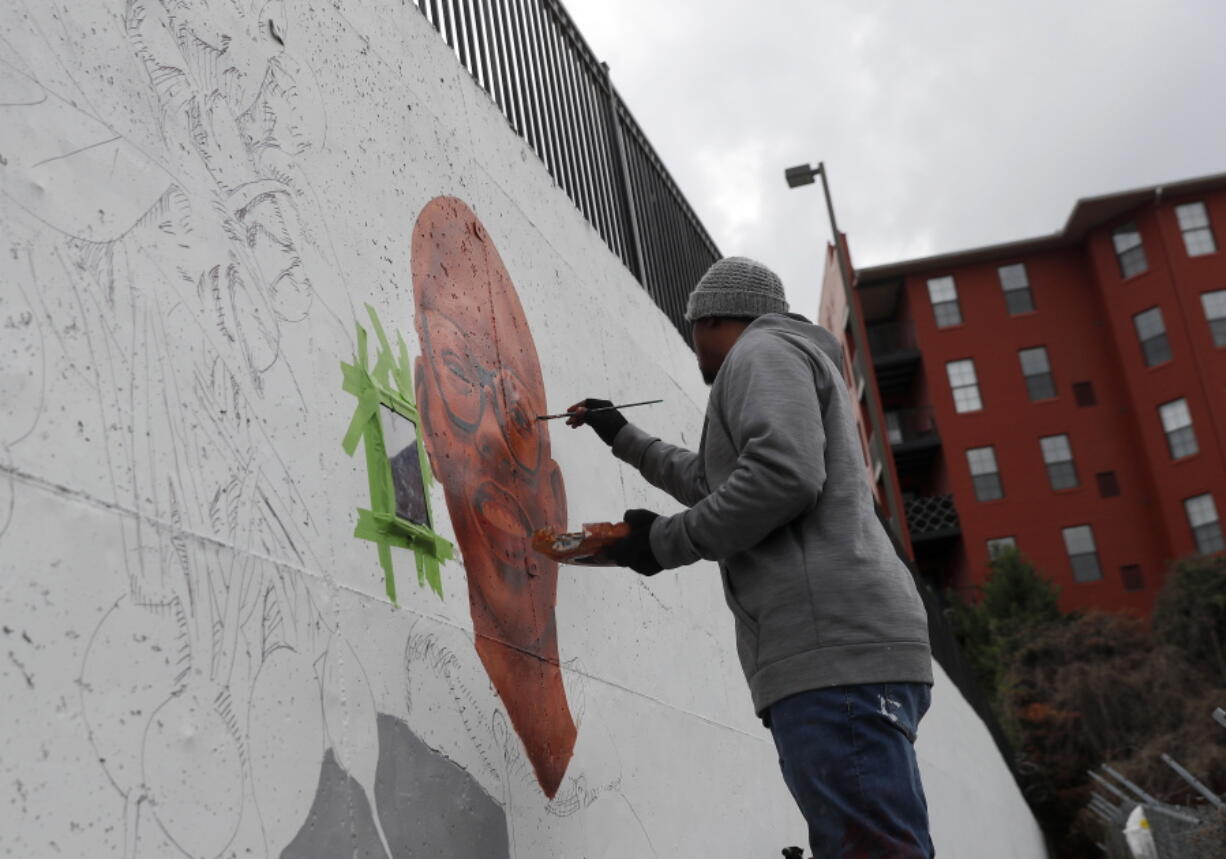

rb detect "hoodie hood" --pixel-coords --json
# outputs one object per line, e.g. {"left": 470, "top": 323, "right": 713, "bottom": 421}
{"left": 744, "top": 312, "right": 845, "bottom": 370}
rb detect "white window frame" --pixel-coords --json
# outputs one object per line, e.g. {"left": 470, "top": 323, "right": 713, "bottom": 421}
{"left": 946, "top": 359, "right": 982, "bottom": 413}
{"left": 967, "top": 445, "right": 1003, "bottom": 502}
{"left": 1159, "top": 398, "right": 1198, "bottom": 459}
{"left": 998, "top": 263, "right": 1035, "bottom": 315}
{"left": 1184, "top": 493, "right": 1224, "bottom": 554}
{"left": 987, "top": 536, "right": 1017, "bottom": 560}
{"left": 1019, "top": 346, "right": 1056, "bottom": 401}
{"left": 1040, "top": 434, "right": 1079, "bottom": 490}
{"left": 1132, "top": 306, "right": 1172, "bottom": 367}
{"left": 1176, "top": 202, "right": 1217, "bottom": 257}
{"left": 1062, "top": 525, "right": 1102, "bottom": 582}
{"left": 1112, "top": 222, "right": 1148, "bottom": 278}
{"left": 927, "top": 276, "right": 963, "bottom": 328}
{"left": 1201, "top": 289, "right": 1226, "bottom": 347}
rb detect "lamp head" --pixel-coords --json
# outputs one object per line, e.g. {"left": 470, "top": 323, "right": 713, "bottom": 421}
{"left": 784, "top": 163, "right": 820, "bottom": 188}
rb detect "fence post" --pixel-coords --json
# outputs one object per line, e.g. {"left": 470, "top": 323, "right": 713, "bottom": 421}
{"left": 599, "top": 62, "right": 646, "bottom": 284}
{"left": 1160, "top": 753, "right": 1224, "bottom": 808}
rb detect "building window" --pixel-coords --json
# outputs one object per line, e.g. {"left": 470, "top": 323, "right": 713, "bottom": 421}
{"left": 998, "top": 263, "right": 1035, "bottom": 315}
{"left": 1040, "top": 434, "right": 1079, "bottom": 490}
{"left": 1119, "top": 565, "right": 1145, "bottom": 592}
{"left": 1062, "top": 525, "right": 1102, "bottom": 582}
{"left": 1159, "top": 398, "right": 1198, "bottom": 459}
{"left": 946, "top": 359, "right": 982, "bottom": 413}
{"left": 1112, "top": 222, "right": 1148, "bottom": 278}
{"left": 885, "top": 411, "right": 903, "bottom": 445}
{"left": 927, "top": 276, "right": 963, "bottom": 328}
{"left": 967, "top": 446, "right": 1004, "bottom": 502}
{"left": 1201, "top": 289, "right": 1226, "bottom": 347}
{"left": 1019, "top": 346, "right": 1056, "bottom": 401}
{"left": 1073, "top": 381, "right": 1097, "bottom": 407}
{"left": 1185, "top": 494, "right": 1225, "bottom": 554}
{"left": 1132, "top": 307, "right": 1172, "bottom": 367}
{"left": 1176, "top": 202, "right": 1217, "bottom": 256}
{"left": 1096, "top": 471, "right": 1120, "bottom": 498}
{"left": 987, "top": 536, "right": 1017, "bottom": 559}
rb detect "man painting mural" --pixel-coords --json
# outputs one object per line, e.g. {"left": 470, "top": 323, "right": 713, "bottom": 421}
{"left": 568, "top": 258, "right": 936, "bottom": 857}
{"left": 412, "top": 196, "right": 576, "bottom": 798}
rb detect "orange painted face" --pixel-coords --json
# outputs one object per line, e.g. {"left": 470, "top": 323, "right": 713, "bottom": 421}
{"left": 412, "top": 196, "right": 567, "bottom": 652}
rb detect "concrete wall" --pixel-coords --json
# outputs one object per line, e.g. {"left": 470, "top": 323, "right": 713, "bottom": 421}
{"left": 0, "top": 1, "right": 1045, "bottom": 856}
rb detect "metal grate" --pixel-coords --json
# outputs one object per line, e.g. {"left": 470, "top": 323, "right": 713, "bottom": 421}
{"left": 905, "top": 493, "right": 961, "bottom": 540}
{"left": 410, "top": 0, "right": 721, "bottom": 339}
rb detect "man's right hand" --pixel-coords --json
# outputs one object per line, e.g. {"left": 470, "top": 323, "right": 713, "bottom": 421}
{"left": 565, "top": 398, "right": 627, "bottom": 447}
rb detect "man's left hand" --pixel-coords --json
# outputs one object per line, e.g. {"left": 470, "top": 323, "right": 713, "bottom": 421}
{"left": 608, "top": 509, "right": 663, "bottom": 576}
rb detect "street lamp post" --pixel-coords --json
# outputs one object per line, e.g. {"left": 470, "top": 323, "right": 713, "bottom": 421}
{"left": 785, "top": 163, "right": 854, "bottom": 297}
{"left": 785, "top": 161, "right": 907, "bottom": 547}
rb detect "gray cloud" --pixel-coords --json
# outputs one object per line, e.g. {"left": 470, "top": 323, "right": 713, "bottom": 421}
{"left": 564, "top": 0, "right": 1226, "bottom": 314}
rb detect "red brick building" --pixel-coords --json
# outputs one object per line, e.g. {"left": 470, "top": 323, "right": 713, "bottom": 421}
{"left": 819, "top": 172, "right": 1226, "bottom": 614}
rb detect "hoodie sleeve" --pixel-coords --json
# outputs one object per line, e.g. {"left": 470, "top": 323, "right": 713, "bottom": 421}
{"left": 611, "top": 423, "right": 711, "bottom": 508}
{"left": 649, "top": 333, "right": 827, "bottom": 568}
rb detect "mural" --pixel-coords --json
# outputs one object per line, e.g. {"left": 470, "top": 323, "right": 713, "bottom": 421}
{"left": 2, "top": 2, "right": 500, "bottom": 856}
{"left": 412, "top": 195, "right": 577, "bottom": 798}
{"left": 342, "top": 305, "right": 454, "bottom": 602}
{"left": 1, "top": 0, "right": 1048, "bottom": 856}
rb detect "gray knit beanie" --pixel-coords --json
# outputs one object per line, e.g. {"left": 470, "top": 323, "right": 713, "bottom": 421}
{"left": 684, "top": 256, "right": 789, "bottom": 322}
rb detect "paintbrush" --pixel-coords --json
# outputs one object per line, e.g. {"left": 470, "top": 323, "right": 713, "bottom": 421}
{"left": 536, "top": 399, "right": 663, "bottom": 421}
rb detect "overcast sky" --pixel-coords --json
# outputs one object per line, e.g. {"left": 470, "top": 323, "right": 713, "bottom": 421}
{"left": 562, "top": 0, "right": 1226, "bottom": 315}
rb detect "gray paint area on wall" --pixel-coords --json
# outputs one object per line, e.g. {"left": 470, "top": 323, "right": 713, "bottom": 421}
{"left": 0, "top": 0, "right": 1046, "bottom": 856}
{"left": 283, "top": 715, "right": 509, "bottom": 859}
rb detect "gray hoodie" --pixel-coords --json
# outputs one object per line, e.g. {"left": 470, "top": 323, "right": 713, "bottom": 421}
{"left": 612, "top": 314, "right": 932, "bottom": 716}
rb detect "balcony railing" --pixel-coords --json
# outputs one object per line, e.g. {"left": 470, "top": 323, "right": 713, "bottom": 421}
{"left": 410, "top": 0, "right": 720, "bottom": 338}
{"left": 904, "top": 493, "right": 961, "bottom": 542}
{"left": 885, "top": 407, "right": 939, "bottom": 446}
{"left": 866, "top": 320, "right": 918, "bottom": 359}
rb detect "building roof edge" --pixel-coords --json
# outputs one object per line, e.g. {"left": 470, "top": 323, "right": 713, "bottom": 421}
{"left": 856, "top": 170, "right": 1226, "bottom": 285}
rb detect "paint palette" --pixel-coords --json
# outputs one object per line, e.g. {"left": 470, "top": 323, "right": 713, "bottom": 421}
{"left": 531, "top": 522, "right": 630, "bottom": 566}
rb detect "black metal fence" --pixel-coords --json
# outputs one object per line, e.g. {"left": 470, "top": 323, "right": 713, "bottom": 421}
{"left": 410, "top": 0, "right": 720, "bottom": 337}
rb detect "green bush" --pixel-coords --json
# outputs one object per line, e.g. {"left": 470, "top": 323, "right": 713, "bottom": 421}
{"left": 946, "top": 550, "right": 1226, "bottom": 857}
{"left": 1154, "top": 554, "right": 1226, "bottom": 683}
{"left": 946, "top": 547, "right": 1063, "bottom": 701}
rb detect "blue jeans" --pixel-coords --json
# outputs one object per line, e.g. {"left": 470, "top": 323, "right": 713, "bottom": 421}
{"left": 769, "top": 683, "right": 934, "bottom": 858}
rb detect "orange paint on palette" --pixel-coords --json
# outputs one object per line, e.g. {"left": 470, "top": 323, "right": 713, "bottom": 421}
{"left": 411, "top": 195, "right": 576, "bottom": 797}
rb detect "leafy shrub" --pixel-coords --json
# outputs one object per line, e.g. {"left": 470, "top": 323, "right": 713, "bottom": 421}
{"left": 947, "top": 550, "right": 1226, "bottom": 857}
{"left": 1154, "top": 554, "right": 1226, "bottom": 683}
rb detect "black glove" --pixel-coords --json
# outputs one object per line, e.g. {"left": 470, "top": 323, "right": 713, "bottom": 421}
{"left": 564, "top": 398, "right": 627, "bottom": 447}
{"left": 608, "top": 509, "right": 663, "bottom": 576}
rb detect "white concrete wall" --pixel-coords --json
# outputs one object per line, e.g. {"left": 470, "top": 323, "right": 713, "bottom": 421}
{"left": 0, "top": 1, "right": 1046, "bottom": 856}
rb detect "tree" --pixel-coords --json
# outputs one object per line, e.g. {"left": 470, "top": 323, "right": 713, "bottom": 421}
{"left": 1154, "top": 553, "right": 1226, "bottom": 683}
{"left": 946, "top": 547, "right": 1063, "bottom": 702}
{"left": 946, "top": 550, "right": 1226, "bottom": 857}
{"left": 1003, "top": 611, "right": 1226, "bottom": 857}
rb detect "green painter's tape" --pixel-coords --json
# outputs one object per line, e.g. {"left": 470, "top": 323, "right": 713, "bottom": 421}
{"left": 342, "top": 388, "right": 379, "bottom": 456}
{"left": 342, "top": 306, "right": 453, "bottom": 603}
